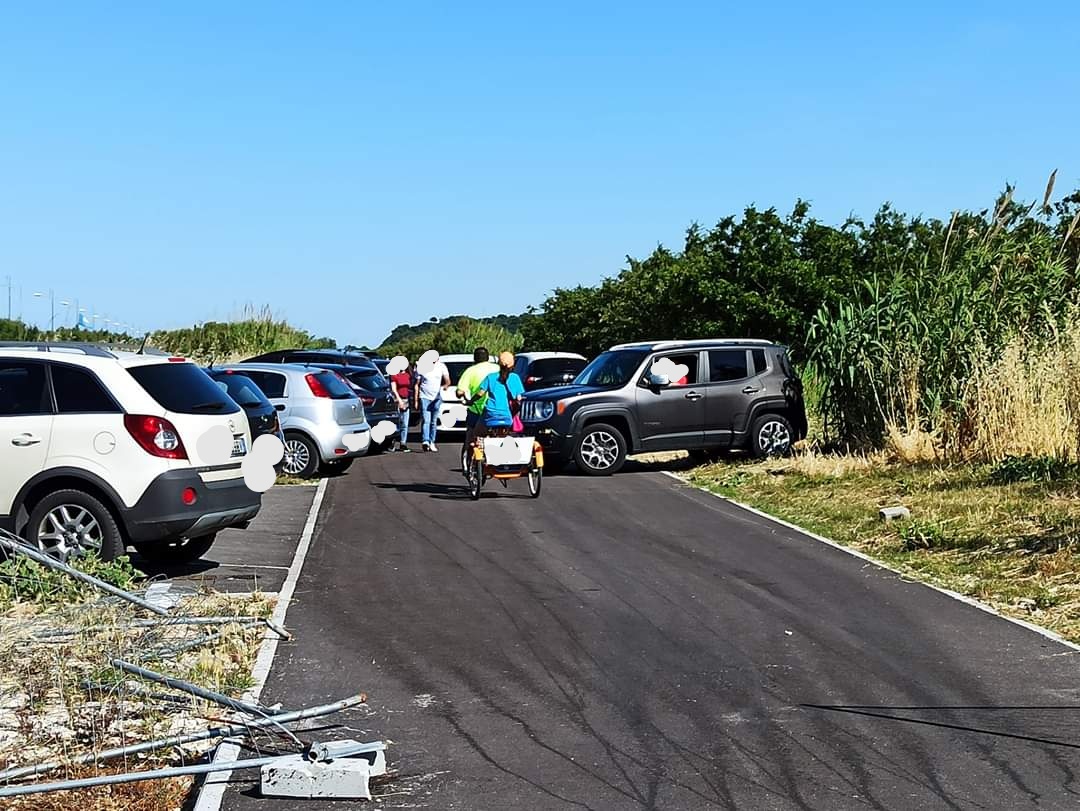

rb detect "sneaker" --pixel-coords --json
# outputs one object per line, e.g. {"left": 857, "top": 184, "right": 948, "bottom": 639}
{"left": 422, "top": 442, "right": 430, "bottom": 452}
{"left": 399, "top": 444, "right": 412, "bottom": 453}
{"left": 430, "top": 443, "right": 439, "bottom": 453}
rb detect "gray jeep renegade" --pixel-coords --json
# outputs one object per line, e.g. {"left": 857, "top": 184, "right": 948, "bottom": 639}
{"left": 519, "top": 339, "right": 808, "bottom": 475}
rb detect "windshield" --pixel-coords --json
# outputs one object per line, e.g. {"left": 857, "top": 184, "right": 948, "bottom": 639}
{"left": 445, "top": 362, "right": 471, "bottom": 386}
{"left": 209, "top": 371, "right": 271, "bottom": 409}
{"left": 574, "top": 350, "right": 649, "bottom": 388}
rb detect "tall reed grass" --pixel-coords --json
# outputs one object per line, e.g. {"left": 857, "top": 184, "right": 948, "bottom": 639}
{"left": 808, "top": 174, "right": 1080, "bottom": 460}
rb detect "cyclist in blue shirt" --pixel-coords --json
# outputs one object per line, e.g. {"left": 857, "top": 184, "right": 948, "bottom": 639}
{"left": 475, "top": 351, "right": 525, "bottom": 436}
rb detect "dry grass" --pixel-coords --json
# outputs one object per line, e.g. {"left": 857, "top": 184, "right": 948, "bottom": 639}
{"left": 1, "top": 766, "right": 192, "bottom": 810}
{"left": 0, "top": 588, "right": 273, "bottom": 797}
{"left": 687, "top": 455, "right": 1080, "bottom": 642}
{"left": 964, "top": 321, "right": 1080, "bottom": 461}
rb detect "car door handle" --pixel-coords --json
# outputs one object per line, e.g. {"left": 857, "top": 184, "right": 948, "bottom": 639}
{"left": 275, "top": 404, "right": 286, "bottom": 411}
{"left": 684, "top": 391, "right": 703, "bottom": 401}
{"left": 742, "top": 386, "right": 761, "bottom": 394}
{"left": 11, "top": 434, "right": 42, "bottom": 447}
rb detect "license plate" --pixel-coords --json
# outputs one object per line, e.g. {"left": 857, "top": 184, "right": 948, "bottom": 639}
{"left": 231, "top": 436, "right": 247, "bottom": 457}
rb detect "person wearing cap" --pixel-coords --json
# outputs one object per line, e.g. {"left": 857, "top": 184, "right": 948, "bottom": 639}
{"left": 474, "top": 351, "right": 525, "bottom": 438}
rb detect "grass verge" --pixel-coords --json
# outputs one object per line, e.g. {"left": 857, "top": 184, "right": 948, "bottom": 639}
{"left": 0, "top": 557, "right": 274, "bottom": 807}
{"left": 683, "top": 453, "right": 1080, "bottom": 644}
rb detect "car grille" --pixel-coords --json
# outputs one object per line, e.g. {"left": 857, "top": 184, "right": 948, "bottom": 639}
{"left": 520, "top": 401, "right": 544, "bottom": 422}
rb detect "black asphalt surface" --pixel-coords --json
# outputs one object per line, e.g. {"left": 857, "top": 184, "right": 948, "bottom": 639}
{"left": 133, "top": 483, "right": 316, "bottom": 593}
{"left": 220, "top": 449, "right": 1080, "bottom": 810}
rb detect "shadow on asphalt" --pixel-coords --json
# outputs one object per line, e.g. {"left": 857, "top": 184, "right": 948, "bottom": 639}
{"left": 372, "top": 481, "right": 535, "bottom": 500}
{"left": 127, "top": 555, "right": 220, "bottom": 580}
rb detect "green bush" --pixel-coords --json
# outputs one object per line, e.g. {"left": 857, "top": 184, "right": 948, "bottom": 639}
{"left": 0, "top": 553, "right": 141, "bottom": 608}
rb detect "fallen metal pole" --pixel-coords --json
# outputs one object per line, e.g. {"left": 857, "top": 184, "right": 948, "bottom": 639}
{"left": 0, "top": 740, "right": 376, "bottom": 798}
{"left": 0, "top": 531, "right": 169, "bottom": 616}
{"left": 111, "top": 659, "right": 270, "bottom": 717}
{"left": 0, "top": 692, "right": 368, "bottom": 782}
{"left": 34, "top": 616, "right": 265, "bottom": 639}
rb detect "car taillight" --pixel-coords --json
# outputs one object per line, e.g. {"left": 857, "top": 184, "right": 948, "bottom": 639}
{"left": 124, "top": 414, "right": 188, "bottom": 459}
{"left": 526, "top": 376, "right": 542, "bottom": 385}
{"left": 360, "top": 395, "right": 375, "bottom": 406}
{"left": 182, "top": 487, "right": 198, "bottom": 505}
{"left": 305, "top": 373, "right": 331, "bottom": 398}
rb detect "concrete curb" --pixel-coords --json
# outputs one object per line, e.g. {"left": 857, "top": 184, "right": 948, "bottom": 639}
{"left": 194, "top": 477, "right": 330, "bottom": 811}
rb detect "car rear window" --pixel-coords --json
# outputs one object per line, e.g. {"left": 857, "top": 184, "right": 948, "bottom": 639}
{"left": 709, "top": 349, "right": 749, "bottom": 382}
{"left": 209, "top": 371, "right": 271, "bottom": 409}
{"left": 314, "top": 370, "right": 356, "bottom": 399}
{"left": 52, "top": 365, "right": 120, "bottom": 413}
{"left": 238, "top": 370, "right": 287, "bottom": 398}
{"left": 128, "top": 363, "right": 241, "bottom": 414}
{"left": 752, "top": 348, "right": 768, "bottom": 375}
{"left": 528, "top": 358, "right": 588, "bottom": 379}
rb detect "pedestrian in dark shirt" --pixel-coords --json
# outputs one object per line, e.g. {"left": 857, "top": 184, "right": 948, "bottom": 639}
{"left": 389, "top": 361, "right": 415, "bottom": 453}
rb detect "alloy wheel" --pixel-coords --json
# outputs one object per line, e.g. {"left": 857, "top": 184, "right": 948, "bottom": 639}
{"left": 283, "top": 439, "right": 310, "bottom": 475}
{"left": 757, "top": 420, "right": 792, "bottom": 456}
{"left": 37, "top": 505, "right": 103, "bottom": 562}
{"left": 580, "top": 430, "right": 620, "bottom": 471}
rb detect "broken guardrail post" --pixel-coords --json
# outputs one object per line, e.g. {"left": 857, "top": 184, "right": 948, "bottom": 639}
{"left": 0, "top": 692, "right": 368, "bottom": 782}
{"left": 0, "top": 530, "right": 170, "bottom": 616}
{"left": 0, "top": 739, "right": 382, "bottom": 799}
{"left": 111, "top": 658, "right": 277, "bottom": 717}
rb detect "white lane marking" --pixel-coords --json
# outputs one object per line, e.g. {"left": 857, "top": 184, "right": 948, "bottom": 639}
{"left": 194, "top": 477, "right": 330, "bottom": 811}
{"left": 661, "top": 470, "right": 1080, "bottom": 653}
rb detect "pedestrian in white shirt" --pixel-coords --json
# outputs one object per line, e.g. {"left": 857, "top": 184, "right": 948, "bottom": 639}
{"left": 413, "top": 351, "right": 451, "bottom": 452}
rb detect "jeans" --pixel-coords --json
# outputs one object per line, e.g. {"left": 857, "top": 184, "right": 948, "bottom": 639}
{"left": 420, "top": 396, "right": 441, "bottom": 444}
{"left": 397, "top": 408, "right": 410, "bottom": 444}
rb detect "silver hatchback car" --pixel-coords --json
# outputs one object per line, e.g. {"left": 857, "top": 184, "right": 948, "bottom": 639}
{"left": 219, "top": 363, "right": 371, "bottom": 477}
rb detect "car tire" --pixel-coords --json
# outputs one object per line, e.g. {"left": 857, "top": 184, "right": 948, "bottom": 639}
{"left": 282, "top": 432, "right": 320, "bottom": 478}
{"left": 573, "top": 423, "right": 627, "bottom": 476}
{"left": 749, "top": 414, "right": 795, "bottom": 458}
{"left": 27, "top": 489, "right": 125, "bottom": 563}
{"left": 134, "top": 534, "right": 216, "bottom": 565}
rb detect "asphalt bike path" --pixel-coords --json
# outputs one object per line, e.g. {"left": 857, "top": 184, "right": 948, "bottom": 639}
{"left": 218, "top": 451, "right": 1080, "bottom": 810}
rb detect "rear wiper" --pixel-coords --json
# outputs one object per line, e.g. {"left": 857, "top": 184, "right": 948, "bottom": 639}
{"left": 190, "top": 401, "right": 228, "bottom": 411}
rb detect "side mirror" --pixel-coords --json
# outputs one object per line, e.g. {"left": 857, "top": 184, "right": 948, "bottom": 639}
{"left": 648, "top": 373, "right": 671, "bottom": 387}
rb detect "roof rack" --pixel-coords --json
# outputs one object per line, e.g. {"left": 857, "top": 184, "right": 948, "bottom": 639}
{"left": 0, "top": 341, "right": 118, "bottom": 358}
{"left": 609, "top": 338, "right": 776, "bottom": 351}
{"left": 0, "top": 340, "right": 172, "bottom": 358}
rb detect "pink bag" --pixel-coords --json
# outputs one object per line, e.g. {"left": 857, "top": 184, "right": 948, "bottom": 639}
{"left": 512, "top": 413, "right": 524, "bottom": 434}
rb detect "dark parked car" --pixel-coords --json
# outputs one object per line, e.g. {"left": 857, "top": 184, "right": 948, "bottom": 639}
{"left": 519, "top": 339, "right": 807, "bottom": 475}
{"left": 204, "top": 367, "right": 285, "bottom": 449}
{"left": 512, "top": 352, "right": 589, "bottom": 392}
{"left": 243, "top": 348, "right": 374, "bottom": 367}
{"left": 303, "top": 362, "right": 399, "bottom": 449}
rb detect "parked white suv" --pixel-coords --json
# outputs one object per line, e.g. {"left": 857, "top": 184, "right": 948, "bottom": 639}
{"left": 0, "top": 342, "right": 261, "bottom": 563}
{"left": 437, "top": 354, "right": 481, "bottom": 433}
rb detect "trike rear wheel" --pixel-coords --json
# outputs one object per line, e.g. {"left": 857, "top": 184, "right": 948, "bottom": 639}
{"left": 528, "top": 465, "right": 542, "bottom": 498}
{"left": 468, "top": 459, "right": 483, "bottom": 500}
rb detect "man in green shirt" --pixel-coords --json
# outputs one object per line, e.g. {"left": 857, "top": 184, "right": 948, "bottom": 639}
{"left": 456, "top": 347, "right": 499, "bottom": 474}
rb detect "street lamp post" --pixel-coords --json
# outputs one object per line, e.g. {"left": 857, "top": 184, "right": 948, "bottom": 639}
{"left": 33, "top": 290, "right": 55, "bottom": 332}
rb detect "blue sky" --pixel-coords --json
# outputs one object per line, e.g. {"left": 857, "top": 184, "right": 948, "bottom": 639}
{"left": 1, "top": 2, "right": 1077, "bottom": 347}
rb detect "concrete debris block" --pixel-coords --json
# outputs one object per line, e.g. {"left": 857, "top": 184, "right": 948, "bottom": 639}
{"left": 261, "top": 756, "right": 375, "bottom": 800}
{"left": 879, "top": 506, "right": 911, "bottom": 522}
{"left": 260, "top": 740, "right": 386, "bottom": 800}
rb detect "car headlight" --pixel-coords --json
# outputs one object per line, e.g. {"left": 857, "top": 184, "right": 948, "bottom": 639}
{"left": 536, "top": 401, "right": 555, "bottom": 421}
